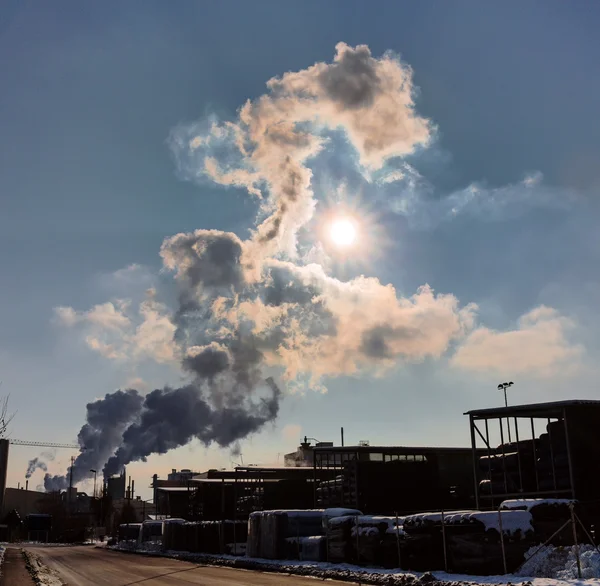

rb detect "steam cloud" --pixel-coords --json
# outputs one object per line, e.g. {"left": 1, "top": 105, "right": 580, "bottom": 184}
{"left": 47, "top": 43, "right": 479, "bottom": 489}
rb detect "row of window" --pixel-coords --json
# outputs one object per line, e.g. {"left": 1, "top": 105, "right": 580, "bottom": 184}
{"left": 315, "top": 453, "right": 428, "bottom": 465}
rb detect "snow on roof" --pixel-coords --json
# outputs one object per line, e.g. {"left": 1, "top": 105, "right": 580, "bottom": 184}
{"left": 445, "top": 511, "right": 534, "bottom": 536}
{"left": 404, "top": 510, "right": 532, "bottom": 535}
{"left": 250, "top": 509, "right": 324, "bottom": 519}
{"left": 156, "top": 486, "right": 195, "bottom": 492}
{"left": 500, "top": 499, "right": 576, "bottom": 511}
{"left": 323, "top": 508, "right": 362, "bottom": 518}
{"left": 162, "top": 518, "right": 186, "bottom": 524}
{"left": 328, "top": 515, "right": 400, "bottom": 528}
{"left": 404, "top": 511, "right": 475, "bottom": 526}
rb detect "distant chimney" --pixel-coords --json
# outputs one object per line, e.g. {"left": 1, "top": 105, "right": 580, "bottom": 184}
{"left": 25, "top": 480, "right": 29, "bottom": 491}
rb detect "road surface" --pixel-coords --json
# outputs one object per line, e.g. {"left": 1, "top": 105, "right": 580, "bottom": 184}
{"left": 26, "top": 546, "right": 353, "bottom": 585}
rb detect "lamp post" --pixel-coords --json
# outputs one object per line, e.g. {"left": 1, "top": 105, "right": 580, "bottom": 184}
{"left": 497, "top": 382, "right": 514, "bottom": 443}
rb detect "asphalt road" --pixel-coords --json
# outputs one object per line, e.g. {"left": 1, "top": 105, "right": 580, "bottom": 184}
{"left": 26, "top": 546, "right": 352, "bottom": 586}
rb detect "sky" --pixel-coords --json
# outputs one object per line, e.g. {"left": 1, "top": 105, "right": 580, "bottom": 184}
{"left": 1, "top": 1, "right": 600, "bottom": 500}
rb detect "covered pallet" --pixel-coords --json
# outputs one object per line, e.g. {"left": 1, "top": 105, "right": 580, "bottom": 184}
{"left": 326, "top": 514, "right": 399, "bottom": 565}
{"left": 443, "top": 510, "right": 536, "bottom": 575}
{"left": 118, "top": 523, "right": 142, "bottom": 542}
{"left": 500, "top": 499, "right": 586, "bottom": 545}
{"left": 327, "top": 515, "right": 355, "bottom": 563}
{"left": 284, "top": 536, "right": 326, "bottom": 561}
{"left": 352, "top": 516, "right": 397, "bottom": 565}
{"left": 401, "top": 512, "right": 466, "bottom": 571}
{"left": 247, "top": 510, "right": 325, "bottom": 560}
{"left": 163, "top": 520, "right": 247, "bottom": 554}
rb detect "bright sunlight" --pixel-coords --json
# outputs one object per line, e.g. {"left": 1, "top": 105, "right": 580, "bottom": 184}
{"left": 329, "top": 217, "right": 357, "bottom": 248}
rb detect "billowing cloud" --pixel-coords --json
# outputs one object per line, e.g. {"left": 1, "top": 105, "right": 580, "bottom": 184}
{"left": 170, "top": 42, "right": 430, "bottom": 258}
{"left": 49, "top": 42, "right": 586, "bottom": 489}
{"left": 451, "top": 306, "right": 583, "bottom": 377}
{"left": 214, "top": 260, "right": 477, "bottom": 385}
{"left": 54, "top": 291, "right": 177, "bottom": 365}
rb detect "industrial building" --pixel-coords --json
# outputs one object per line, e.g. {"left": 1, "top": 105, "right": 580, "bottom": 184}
{"left": 466, "top": 399, "right": 600, "bottom": 523}
{"left": 312, "top": 443, "right": 485, "bottom": 514}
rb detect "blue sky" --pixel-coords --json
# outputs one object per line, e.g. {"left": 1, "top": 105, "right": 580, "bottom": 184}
{"left": 2, "top": 1, "right": 600, "bottom": 499}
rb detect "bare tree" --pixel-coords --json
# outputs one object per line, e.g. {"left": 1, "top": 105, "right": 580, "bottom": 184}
{"left": 0, "top": 387, "right": 16, "bottom": 438}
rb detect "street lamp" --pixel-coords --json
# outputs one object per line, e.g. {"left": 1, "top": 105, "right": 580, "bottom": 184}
{"left": 497, "top": 382, "right": 514, "bottom": 408}
{"left": 497, "top": 382, "right": 514, "bottom": 443}
{"left": 90, "top": 469, "right": 97, "bottom": 499}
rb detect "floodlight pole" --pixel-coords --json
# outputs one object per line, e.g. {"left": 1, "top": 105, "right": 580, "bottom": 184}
{"left": 498, "top": 382, "right": 514, "bottom": 443}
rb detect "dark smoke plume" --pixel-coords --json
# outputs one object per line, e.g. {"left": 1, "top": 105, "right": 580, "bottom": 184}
{"left": 25, "top": 457, "right": 47, "bottom": 479}
{"left": 47, "top": 44, "right": 476, "bottom": 487}
{"left": 103, "top": 378, "right": 279, "bottom": 477}
{"left": 44, "top": 389, "right": 144, "bottom": 491}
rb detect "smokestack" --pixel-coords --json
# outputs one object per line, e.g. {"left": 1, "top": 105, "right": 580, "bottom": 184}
{"left": 25, "top": 479, "right": 29, "bottom": 491}
{"left": 341, "top": 427, "right": 344, "bottom": 447}
{"left": 131, "top": 479, "right": 135, "bottom": 500}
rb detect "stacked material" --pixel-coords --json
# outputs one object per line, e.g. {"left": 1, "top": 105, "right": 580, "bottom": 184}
{"left": 162, "top": 520, "right": 247, "bottom": 554}
{"left": 246, "top": 510, "right": 325, "bottom": 560}
{"left": 139, "top": 520, "right": 165, "bottom": 543}
{"left": 441, "top": 510, "right": 536, "bottom": 575}
{"left": 352, "top": 516, "right": 397, "bottom": 565}
{"left": 401, "top": 512, "right": 468, "bottom": 571}
{"left": 327, "top": 515, "right": 355, "bottom": 563}
{"left": 322, "top": 508, "right": 363, "bottom": 533}
{"left": 326, "top": 515, "right": 399, "bottom": 565}
{"left": 284, "top": 536, "right": 326, "bottom": 561}
{"left": 118, "top": 523, "right": 142, "bottom": 542}
{"left": 381, "top": 522, "right": 405, "bottom": 568}
{"left": 500, "top": 499, "right": 584, "bottom": 545}
{"left": 247, "top": 512, "right": 262, "bottom": 557}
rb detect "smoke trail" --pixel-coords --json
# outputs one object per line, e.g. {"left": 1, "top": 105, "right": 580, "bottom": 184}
{"left": 49, "top": 43, "right": 477, "bottom": 484}
{"left": 44, "top": 389, "right": 144, "bottom": 490}
{"left": 25, "top": 457, "right": 47, "bottom": 479}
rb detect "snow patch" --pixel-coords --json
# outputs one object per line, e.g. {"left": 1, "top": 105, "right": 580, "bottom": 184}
{"left": 23, "top": 549, "right": 64, "bottom": 586}
{"left": 517, "top": 544, "right": 600, "bottom": 579}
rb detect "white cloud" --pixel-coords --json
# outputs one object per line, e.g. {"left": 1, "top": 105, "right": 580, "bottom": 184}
{"left": 451, "top": 306, "right": 583, "bottom": 378}
{"left": 386, "top": 170, "right": 576, "bottom": 228}
{"left": 54, "top": 290, "right": 177, "bottom": 365}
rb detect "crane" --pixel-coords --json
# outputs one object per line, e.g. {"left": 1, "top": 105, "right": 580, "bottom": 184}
{"left": 10, "top": 439, "right": 82, "bottom": 450}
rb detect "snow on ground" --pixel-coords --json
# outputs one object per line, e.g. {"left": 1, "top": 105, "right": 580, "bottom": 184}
{"left": 23, "top": 549, "right": 63, "bottom": 586}
{"left": 518, "top": 544, "right": 600, "bottom": 580}
{"left": 108, "top": 542, "right": 600, "bottom": 585}
{"left": 0, "top": 545, "right": 5, "bottom": 577}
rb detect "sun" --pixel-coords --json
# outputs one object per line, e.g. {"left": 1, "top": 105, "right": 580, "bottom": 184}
{"left": 330, "top": 218, "right": 357, "bottom": 248}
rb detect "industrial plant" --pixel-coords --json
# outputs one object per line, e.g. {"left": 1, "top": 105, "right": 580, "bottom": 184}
{"left": 1, "top": 397, "right": 599, "bottom": 575}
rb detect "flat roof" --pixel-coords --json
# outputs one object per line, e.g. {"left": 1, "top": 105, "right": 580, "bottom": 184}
{"left": 312, "top": 445, "right": 474, "bottom": 453}
{"left": 465, "top": 399, "right": 600, "bottom": 419}
{"left": 194, "top": 477, "right": 280, "bottom": 484}
{"left": 156, "top": 486, "right": 195, "bottom": 492}
{"left": 234, "top": 466, "right": 314, "bottom": 472}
